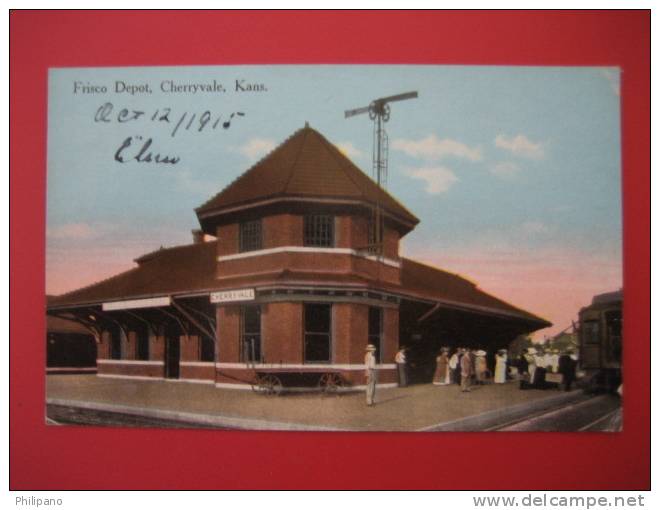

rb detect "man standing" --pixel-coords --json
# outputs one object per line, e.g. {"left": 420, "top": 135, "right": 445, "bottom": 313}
{"left": 558, "top": 349, "right": 577, "bottom": 391}
{"left": 395, "top": 347, "right": 408, "bottom": 387}
{"left": 365, "top": 344, "right": 378, "bottom": 406}
{"left": 460, "top": 348, "right": 473, "bottom": 392}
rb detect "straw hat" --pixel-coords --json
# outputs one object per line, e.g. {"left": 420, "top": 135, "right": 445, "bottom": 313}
{"left": 475, "top": 350, "right": 487, "bottom": 356}
{"left": 366, "top": 344, "right": 377, "bottom": 351}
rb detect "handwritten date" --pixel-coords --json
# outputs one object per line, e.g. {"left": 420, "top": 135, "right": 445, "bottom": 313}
{"left": 95, "top": 102, "right": 245, "bottom": 138}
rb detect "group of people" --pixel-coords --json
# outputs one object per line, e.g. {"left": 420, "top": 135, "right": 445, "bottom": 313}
{"left": 517, "top": 347, "right": 578, "bottom": 391}
{"left": 430, "top": 347, "right": 509, "bottom": 392}
{"left": 363, "top": 343, "right": 579, "bottom": 406}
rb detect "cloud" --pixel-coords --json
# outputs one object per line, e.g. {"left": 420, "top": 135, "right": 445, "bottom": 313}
{"left": 392, "top": 134, "right": 482, "bottom": 162}
{"left": 233, "top": 138, "right": 276, "bottom": 161}
{"left": 490, "top": 161, "right": 520, "bottom": 178}
{"left": 521, "top": 221, "right": 551, "bottom": 235}
{"left": 335, "top": 141, "right": 364, "bottom": 159}
{"left": 495, "top": 134, "right": 544, "bottom": 159}
{"left": 47, "top": 223, "right": 97, "bottom": 240}
{"left": 404, "top": 166, "right": 458, "bottom": 194}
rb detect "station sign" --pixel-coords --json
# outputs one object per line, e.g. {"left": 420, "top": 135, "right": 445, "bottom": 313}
{"left": 210, "top": 288, "right": 255, "bottom": 303}
{"left": 102, "top": 296, "right": 171, "bottom": 311}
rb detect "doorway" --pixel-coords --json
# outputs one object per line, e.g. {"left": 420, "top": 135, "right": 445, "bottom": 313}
{"left": 165, "top": 335, "right": 180, "bottom": 379}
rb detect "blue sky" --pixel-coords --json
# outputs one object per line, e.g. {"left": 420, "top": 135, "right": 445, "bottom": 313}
{"left": 47, "top": 65, "right": 622, "bottom": 339}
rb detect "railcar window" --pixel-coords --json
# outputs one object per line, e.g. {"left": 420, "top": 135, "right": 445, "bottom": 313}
{"left": 239, "top": 220, "right": 262, "bottom": 253}
{"left": 583, "top": 321, "right": 600, "bottom": 344}
{"left": 304, "top": 303, "right": 332, "bottom": 363}
{"left": 240, "top": 305, "right": 261, "bottom": 362}
{"left": 304, "top": 215, "right": 334, "bottom": 247}
{"left": 368, "top": 306, "right": 383, "bottom": 363}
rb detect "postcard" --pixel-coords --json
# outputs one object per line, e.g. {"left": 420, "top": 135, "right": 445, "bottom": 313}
{"left": 45, "top": 65, "right": 623, "bottom": 432}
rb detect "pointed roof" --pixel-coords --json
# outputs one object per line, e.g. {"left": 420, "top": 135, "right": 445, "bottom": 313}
{"left": 196, "top": 125, "right": 419, "bottom": 229}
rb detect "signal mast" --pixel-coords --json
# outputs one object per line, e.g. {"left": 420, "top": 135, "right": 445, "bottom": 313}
{"left": 345, "top": 91, "right": 418, "bottom": 258}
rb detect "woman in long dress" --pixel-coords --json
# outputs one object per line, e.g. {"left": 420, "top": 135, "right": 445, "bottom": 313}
{"left": 474, "top": 350, "right": 488, "bottom": 384}
{"left": 449, "top": 349, "right": 460, "bottom": 384}
{"left": 433, "top": 348, "right": 450, "bottom": 385}
{"left": 494, "top": 349, "right": 507, "bottom": 383}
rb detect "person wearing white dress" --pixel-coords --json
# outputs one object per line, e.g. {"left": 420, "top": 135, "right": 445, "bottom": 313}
{"left": 365, "top": 344, "right": 377, "bottom": 406}
{"left": 494, "top": 349, "right": 508, "bottom": 383}
{"left": 526, "top": 347, "right": 537, "bottom": 384}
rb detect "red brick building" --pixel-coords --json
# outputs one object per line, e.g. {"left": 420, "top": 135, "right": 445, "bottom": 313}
{"left": 47, "top": 125, "right": 550, "bottom": 390}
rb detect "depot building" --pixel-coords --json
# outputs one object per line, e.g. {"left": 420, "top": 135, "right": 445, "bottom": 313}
{"left": 47, "top": 125, "right": 550, "bottom": 390}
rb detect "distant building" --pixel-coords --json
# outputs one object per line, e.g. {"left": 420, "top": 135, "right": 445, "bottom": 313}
{"left": 47, "top": 125, "right": 550, "bottom": 389}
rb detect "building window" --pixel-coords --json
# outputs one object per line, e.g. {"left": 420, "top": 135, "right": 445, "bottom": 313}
{"left": 368, "top": 307, "right": 383, "bottom": 363}
{"left": 239, "top": 220, "right": 262, "bottom": 253}
{"left": 304, "top": 303, "right": 332, "bottom": 363}
{"left": 136, "top": 327, "right": 149, "bottom": 360}
{"left": 110, "top": 328, "right": 121, "bottom": 359}
{"left": 200, "top": 336, "right": 215, "bottom": 362}
{"left": 304, "top": 215, "right": 334, "bottom": 247}
{"left": 240, "top": 305, "right": 261, "bottom": 362}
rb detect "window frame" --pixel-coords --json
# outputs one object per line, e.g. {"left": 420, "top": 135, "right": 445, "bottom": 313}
{"left": 239, "top": 219, "right": 263, "bottom": 253}
{"left": 303, "top": 214, "right": 335, "bottom": 248}
{"left": 110, "top": 327, "right": 122, "bottom": 360}
{"left": 240, "top": 305, "right": 262, "bottom": 363}
{"left": 199, "top": 335, "right": 215, "bottom": 362}
{"left": 303, "top": 302, "right": 333, "bottom": 364}
{"left": 136, "top": 326, "right": 150, "bottom": 361}
{"left": 368, "top": 306, "right": 383, "bottom": 363}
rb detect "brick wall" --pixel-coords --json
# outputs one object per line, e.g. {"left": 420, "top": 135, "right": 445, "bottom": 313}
{"left": 150, "top": 333, "right": 164, "bottom": 361}
{"left": 216, "top": 223, "right": 239, "bottom": 256}
{"left": 217, "top": 305, "right": 240, "bottom": 362}
{"left": 261, "top": 302, "right": 303, "bottom": 364}
{"left": 263, "top": 214, "right": 302, "bottom": 247}
{"left": 333, "top": 303, "right": 369, "bottom": 364}
{"left": 179, "top": 334, "right": 200, "bottom": 361}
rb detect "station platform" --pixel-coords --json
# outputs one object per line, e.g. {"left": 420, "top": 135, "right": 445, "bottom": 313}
{"left": 46, "top": 374, "right": 584, "bottom": 431}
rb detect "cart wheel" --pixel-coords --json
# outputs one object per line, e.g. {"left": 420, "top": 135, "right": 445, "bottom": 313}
{"left": 253, "top": 374, "right": 283, "bottom": 396}
{"left": 318, "top": 373, "right": 343, "bottom": 395}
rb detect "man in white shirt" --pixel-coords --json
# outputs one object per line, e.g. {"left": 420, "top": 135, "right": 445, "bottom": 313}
{"left": 365, "top": 344, "right": 378, "bottom": 406}
{"left": 395, "top": 347, "right": 408, "bottom": 387}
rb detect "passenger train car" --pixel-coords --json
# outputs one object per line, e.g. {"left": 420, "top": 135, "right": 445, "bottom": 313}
{"left": 578, "top": 290, "right": 622, "bottom": 393}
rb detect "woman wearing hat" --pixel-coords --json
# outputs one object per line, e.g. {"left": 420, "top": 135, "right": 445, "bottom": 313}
{"left": 365, "top": 344, "right": 378, "bottom": 406}
{"left": 433, "top": 348, "right": 450, "bottom": 385}
{"left": 494, "top": 349, "right": 508, "bottom": 384}
{"left": 474, "top": 350, "right": 488, "bottom": 385}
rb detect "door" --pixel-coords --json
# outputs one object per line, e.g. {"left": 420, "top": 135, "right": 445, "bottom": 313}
{"left": 165, "top": 335, "right": 180, "bottom": 379}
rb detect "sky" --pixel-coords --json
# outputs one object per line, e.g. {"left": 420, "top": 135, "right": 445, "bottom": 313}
{"left": 47, "top": 65, "right": 622, "bottom": 341}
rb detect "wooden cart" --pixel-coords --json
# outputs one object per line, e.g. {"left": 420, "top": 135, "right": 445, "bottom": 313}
{"left": 250, "top": 367, "right": 345, "bottom": 396}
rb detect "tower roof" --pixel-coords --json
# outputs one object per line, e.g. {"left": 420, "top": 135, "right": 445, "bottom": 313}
{"left": 195, "top": 125, "right": 419, "bottom": 231}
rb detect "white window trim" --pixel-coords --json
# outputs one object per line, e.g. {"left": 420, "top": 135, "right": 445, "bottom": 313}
{"left": 217, "top": 246, "right": 401, "bottom": 268}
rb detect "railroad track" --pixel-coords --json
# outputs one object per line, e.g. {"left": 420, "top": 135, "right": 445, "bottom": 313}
{"left": 489, "top": 394, "right": 621, "bottom": 432}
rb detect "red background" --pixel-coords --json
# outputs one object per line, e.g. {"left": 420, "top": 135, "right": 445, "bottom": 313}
{"left": 10, "top": 10, "right": 650, "bottom": 490}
